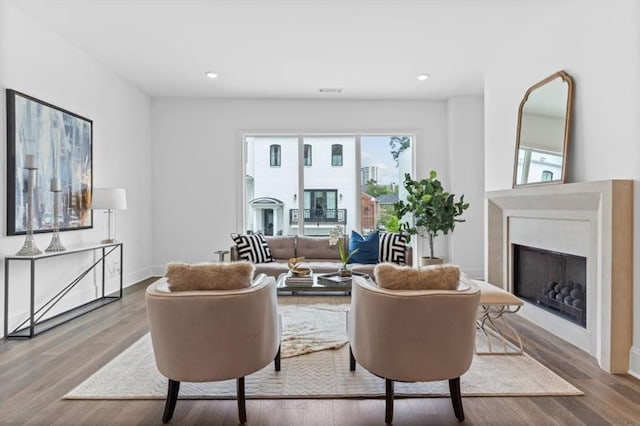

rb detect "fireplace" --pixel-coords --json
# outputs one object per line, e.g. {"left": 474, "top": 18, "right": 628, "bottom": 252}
{"left": 486, "top": 180, "right": 633, "bottom": 373}
{"left": 513, "top": 244, "right": 586, "bottom": 327}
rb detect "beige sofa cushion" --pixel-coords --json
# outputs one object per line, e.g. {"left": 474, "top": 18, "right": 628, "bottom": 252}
{"left": 266, "top": 236, "right": 296, "bottom": 260}
{"left": 296, "top": 236, "right": 341, "bottom": 260}
{"left": 374, "top": 262, "right": 460, "bottom": 291}
{"left": 166, "top": 261, "right": 255, "bottom": 291}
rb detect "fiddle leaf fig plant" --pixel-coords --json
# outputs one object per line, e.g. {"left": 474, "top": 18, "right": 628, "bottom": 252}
{"left": 393, "top": 170, "right": 469, "bottom": 259}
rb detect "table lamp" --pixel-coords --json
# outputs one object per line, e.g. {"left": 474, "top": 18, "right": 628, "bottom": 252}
{"left": 91, "top": 187, "right": 127, "bottom": 243}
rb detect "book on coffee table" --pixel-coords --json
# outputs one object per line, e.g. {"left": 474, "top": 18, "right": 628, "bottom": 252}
{"left": 284, "top": 272, "right": 314, "bottom": 287}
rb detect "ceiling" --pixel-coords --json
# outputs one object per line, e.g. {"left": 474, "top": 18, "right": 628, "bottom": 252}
{"left": 9, "top": 0, "right": 564, "bottom": 100}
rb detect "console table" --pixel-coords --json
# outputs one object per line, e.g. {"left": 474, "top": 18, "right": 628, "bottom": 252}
{"left": 3, "top": 242, "right": 123, "bottom": 339}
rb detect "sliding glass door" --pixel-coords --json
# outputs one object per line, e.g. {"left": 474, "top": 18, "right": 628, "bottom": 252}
{"left": 244, "top": 134, "right": 412, "bottom": 237}
{"left": 301, "top": 136, "right": 355, "bottom": 235}
{"left": 359, "top": 135, "right": 411, "bottom": 235}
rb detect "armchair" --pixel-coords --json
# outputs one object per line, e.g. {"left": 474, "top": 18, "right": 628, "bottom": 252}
{"left": 145, "top": 274, "right": 281, "bottom": 424}
{"left": 348, "top": 276, "right": 480, "bottom": 423}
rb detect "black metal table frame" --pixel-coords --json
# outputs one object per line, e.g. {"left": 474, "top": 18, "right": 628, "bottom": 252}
{"left": 3, "top": 243, "right": 123, "bottom": 339}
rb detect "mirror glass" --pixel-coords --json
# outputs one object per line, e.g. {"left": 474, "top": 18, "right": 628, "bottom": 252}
{"left": 513, "top": 71, "right": 573, "bottom": 187}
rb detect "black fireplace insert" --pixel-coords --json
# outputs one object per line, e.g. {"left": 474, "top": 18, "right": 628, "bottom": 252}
{"left": 513, "top": 244, "right": 586, "bottom": 327}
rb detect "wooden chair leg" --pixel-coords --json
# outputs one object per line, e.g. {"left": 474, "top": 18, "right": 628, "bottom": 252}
{"left": 237, "top": 377, "right": 247, "bottom": 424}
{"left": 385, "top": 379, "right": 394, "bottom": 424}
{"left": 349, "top": 346, "right": 356, "bottom": 371}
{"left": 449, "top": 377, "right": 465, "bottom": 421}
{"left": 275, "top": 344, "right": 281, "bottom": 371}
{"left": 162, "top": 379, "right": 180, "bottom": 423}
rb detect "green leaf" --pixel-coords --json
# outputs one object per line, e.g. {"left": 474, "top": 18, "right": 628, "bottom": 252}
{"left": 391, "top": 169, "right": 470, "bottom": 244}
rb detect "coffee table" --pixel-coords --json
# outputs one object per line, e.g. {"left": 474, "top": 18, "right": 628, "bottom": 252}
{"left": 276, "top": 272, "right": 362, "bottom": 295}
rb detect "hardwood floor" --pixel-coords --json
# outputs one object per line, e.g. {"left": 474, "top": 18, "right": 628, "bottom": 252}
{"left": 1, "top": 278, "right": 640, "bottom": 425}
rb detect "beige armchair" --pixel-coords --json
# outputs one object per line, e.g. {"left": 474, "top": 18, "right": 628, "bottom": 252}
{"left": 145, "top": 274, "right": 281, "bottom": 424}
{"left": 348, "top": 276, "right": 480, "bottom": 424}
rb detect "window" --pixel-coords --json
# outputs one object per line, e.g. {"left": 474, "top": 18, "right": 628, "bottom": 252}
{"left": 541, "top": 170, "right": 553, "bottom": 181}
{"left": 331, "top": 144, "right": 343, "bottom": 166}
{"left": 270, "top": 144, "right": 281, "bottom": 167}
{"left": 245, "top": 134, "right": 412, "bottom": 237}
{"left": 304, "top": 144, "right": 312, "bottom": 166}
{"left": 305, "top": 190, "right": 337, "bottom": 220}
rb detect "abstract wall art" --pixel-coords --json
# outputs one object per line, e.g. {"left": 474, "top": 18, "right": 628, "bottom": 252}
{"left": 6, "top": 89, "right": 93, "bottom": 235}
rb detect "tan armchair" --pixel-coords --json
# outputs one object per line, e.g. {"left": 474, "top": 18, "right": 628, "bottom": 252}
{"left": 348, "top": 276, "right": 480, "bottom": 424}
{"left": 145, "top": 274, "right": 281, "bottom": 424}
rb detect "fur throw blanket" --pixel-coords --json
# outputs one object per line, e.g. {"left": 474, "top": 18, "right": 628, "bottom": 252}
{"left": 166, "top": 261, "right": 255, "bottom": 291}
{"left": 374, "top": 262, "right": 460, "bottom": 290}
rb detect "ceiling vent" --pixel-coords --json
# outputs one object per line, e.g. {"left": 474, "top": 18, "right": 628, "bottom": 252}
{"left": 318, "top": 88, "right": 343, "bottom": 94}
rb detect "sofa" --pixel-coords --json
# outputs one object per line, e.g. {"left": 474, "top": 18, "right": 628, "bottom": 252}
{"left": 230, "top": 234, "right": 412, "bottom": 278}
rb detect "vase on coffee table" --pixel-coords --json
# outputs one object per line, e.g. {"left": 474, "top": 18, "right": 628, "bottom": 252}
{"left": 339, "top": 264, "right": 352, "bottom": 278}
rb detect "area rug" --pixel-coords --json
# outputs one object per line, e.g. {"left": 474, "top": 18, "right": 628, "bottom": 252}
{"left": 278, "top": 304, "right": 349, "bottom": 358}
{"left": 65, "top": 303, "right": 582, "bottom": 399}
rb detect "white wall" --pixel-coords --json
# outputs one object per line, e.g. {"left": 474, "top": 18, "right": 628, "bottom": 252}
{"left": 151, "top": 99, "right": 487, "bottom": 272}
{"left": 447, "top": 96, "right": 484, "bottom": 278}
{"left": 0, "top": 4, "right": 153, "bottom": 337}
{"left": 484, "top": 1, "right": 640, "bottom": 374}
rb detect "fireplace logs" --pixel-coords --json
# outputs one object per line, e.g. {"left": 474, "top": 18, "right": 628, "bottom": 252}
{"left": 538, "top": 281, "right": 586, "bottom": 325}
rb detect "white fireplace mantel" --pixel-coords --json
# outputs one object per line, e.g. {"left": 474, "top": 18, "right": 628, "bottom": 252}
{"left": 486, "top": 180, "right": 633, "bottom": 373}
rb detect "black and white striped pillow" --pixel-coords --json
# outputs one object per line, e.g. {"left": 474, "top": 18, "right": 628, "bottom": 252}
{"left": 231, "top": 233, "right": 274, "bottom": 264}
{"left": 379, "top": 232, "right": 407, "bottom": 265}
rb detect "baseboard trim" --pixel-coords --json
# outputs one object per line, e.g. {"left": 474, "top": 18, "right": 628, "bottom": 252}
{"left": 628, "top": 346, "right": 640, "bottom": 378}
{"left": 123, "top": 276, "right": 161, "bottom": 295}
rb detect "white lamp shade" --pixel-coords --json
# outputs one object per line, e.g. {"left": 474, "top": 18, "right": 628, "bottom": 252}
{"left": 92, "top": 188, "right": 127, "bottom": 210}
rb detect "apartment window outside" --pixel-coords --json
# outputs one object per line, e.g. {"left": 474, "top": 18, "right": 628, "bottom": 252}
{"left": 304, "top": 144, "right": 312, "bottom": 166}
{"left": 270, "top": 144, "right": 281, "bottom": 167}
{"left": 331, "top": 144, "right": 343, "bottom": 166}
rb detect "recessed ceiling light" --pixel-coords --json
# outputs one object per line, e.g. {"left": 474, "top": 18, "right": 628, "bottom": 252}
{"left": 417, "top": 73, "right": 430, "bottom": 81}
{"left": 205, "top": 71, "right": 218, "bottom": 79}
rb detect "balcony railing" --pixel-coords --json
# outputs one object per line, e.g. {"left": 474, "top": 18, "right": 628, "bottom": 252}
{"left": 289, "top": 209, "right": 347, "bottom": 225}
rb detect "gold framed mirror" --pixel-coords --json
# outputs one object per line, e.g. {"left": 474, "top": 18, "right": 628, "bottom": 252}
{"left": 513, "top": 71, "right": 573, "bottom": 187}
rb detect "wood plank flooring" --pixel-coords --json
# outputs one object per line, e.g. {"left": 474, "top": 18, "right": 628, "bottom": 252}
{"left": 1, "top": 278, "right": 640, "bottom": 425}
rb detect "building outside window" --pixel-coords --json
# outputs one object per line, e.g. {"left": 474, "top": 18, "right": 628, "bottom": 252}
{"left": 304, "top": 144, "right": 312, "bottom": 166}
{"left": 270, "top": 144, "right": 281, "bottom": 166}
{"left": 245, "top": 135, "right": 411, "bottom": 237}
{"left": 331, "top": 144, "right": 343, "bottom": 166}
{"left": 361, "top": 165, "right": 378, "bottom": 185}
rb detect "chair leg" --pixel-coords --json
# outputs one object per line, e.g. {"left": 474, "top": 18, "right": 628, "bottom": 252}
{"left": 237, "top": 377, "right": 247, "bottom": 424}
{"left": 449, "top": 377, "right": 465, "bottom": 421}
{"left": 349, "top": 345, "right": 356, "bottom": 371}
{"left": 162, "top": 379, "right": 180, "bottom": 423}
{"left": 275, "top": 344, "right": 281, "bottom": 371}
{"left": 385, "top": 379, "right": 394, "bottom": 424}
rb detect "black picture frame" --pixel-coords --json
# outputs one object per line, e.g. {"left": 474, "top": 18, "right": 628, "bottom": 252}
{"left": 6, "top": 89, "right": 93, "bottom": 235}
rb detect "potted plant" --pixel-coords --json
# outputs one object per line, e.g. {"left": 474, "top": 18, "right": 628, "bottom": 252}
{"left": 328, "top": 225, "right": 359, "bottom": 277}
{"left": 393, "top": 170, "right": 469, "bottom": 266}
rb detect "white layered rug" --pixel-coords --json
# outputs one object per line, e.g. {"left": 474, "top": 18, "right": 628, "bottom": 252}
{"left": 278, "top": 304, "right": 350, "bottom": 358}
{"left": 65, "top": 303, "right": 582, "bottom": 399}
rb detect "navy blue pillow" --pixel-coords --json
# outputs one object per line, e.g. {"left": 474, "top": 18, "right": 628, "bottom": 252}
{"left": 348, "top": 231, "right": 379, "bottom": 264}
